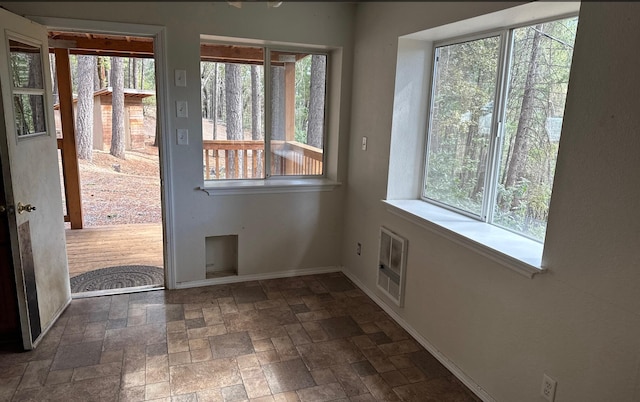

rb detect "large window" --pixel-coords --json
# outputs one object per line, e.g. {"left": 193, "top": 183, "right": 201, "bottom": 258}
{"left": 201, "top": 43, "right": 327, "bottom": 181}
{"left": 423, "top": 16, "right": 578, "bottom": 241}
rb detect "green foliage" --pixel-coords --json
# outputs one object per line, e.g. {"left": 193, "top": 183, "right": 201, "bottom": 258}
{"left": 425, "top": 35, "right": 500, "bottom": 216}
{"left": 140, "top": 58, "right": 156, "bottom": 91}
{"left": 493, "top": 179, "right": 551, "bottom": 240}
{"left": 425, "top": 17, "right": 578, "bottom": 241}
{"left": 294, "top": 55, "right": 312, "bottom": 143}
{"left": 494, "top": 17, "right": 577, "bottom": 240}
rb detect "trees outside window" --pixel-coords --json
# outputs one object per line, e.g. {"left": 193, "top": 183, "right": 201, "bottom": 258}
{"left": 75, "top": 55, "right": 94, "bottom": 161}
{"left": 225, "top": 63, "right": 243, "bottom": 177}
{"left": 110, "top": 56, "right": 125, "bottom": 159}
{"left": 423, "top": 16, "right": 578, "bottom": 241}
{"left": 307, "top": 54, "right": 326, "bottom": 149}
{"left": 200, "top": 44, "right": 327, "bottom": 180}
{"left": 9, "top": 39, "right": 47, "bottom": 137}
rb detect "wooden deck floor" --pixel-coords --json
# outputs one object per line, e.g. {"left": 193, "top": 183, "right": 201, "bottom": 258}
{"left": 65, "top": 223, "right": 164, "bottom": 278}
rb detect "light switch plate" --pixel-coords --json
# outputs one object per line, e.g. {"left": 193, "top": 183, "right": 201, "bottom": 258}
{"left": 361, "top": 136, "right": 368, "bottom": 151}
{"left": 177, "top": 129, "right": 188, "bottom": 145}
{"left": 175, "top": 69, "right": 186, "bottom": 87}
{"left": 176, "top": 101, "right": 188, "bottom": 118}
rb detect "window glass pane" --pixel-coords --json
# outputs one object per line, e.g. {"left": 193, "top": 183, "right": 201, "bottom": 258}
{"left": 200, "top": 44, "right": 265, "bottom": 180}
{"left": 493, "top": 17, "right": 578, "bottom": 240}
{"left": 14, "top": 94, "right": 46, "bottom": 136}
{"left": 270, "top": 51, "right": 325, "bottom": 177}
{"left": 9, "top": 39, "right": 44, "bottom": 89}
{"left": 424, "top": 36, "right": 501, "bottom": 216}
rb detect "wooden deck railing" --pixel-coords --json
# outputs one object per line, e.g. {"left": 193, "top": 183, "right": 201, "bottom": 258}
{"left": 203, "top": 140, "right": 323, "bottom": 179}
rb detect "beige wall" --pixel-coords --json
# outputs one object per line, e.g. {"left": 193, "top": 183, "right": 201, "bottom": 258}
{"left": 342, "top": 2, "right": 640, "bottom": 401}
{"left": 1, "top": 1, "right": 355, "bottom": 284}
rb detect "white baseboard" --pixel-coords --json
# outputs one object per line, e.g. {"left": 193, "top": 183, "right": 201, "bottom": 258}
{"left": 175, "top": 266, "right": 341, "bottom": 289}
{"left": 341, "top": 268, "right": 496, "bottom": 402}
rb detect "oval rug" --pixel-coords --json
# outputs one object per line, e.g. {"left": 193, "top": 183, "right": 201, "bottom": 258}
{"left": 70, "top": 265, "right": 164, "bottom": 293}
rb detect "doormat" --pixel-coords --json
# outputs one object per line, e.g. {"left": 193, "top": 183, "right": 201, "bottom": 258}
{"left": 70, "top": 265, "right": 164, "bottom": 293}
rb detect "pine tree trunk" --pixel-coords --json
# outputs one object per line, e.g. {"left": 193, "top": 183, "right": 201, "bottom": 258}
{"left": 153, "top": 94, "right": 159, "bottom": 147}
{"left": 153, "top": 110, "right": 159, "bottom": 147}
{"left": 225, "top": 64, "right": 243, "bottom": 140}
{"left": 132, "top": 58, "right": 138, "bottom": 89}
{"left": 93, "top": 57, "right": 100, "bottom": 91}
{"left": 270, "top": 66, "right": 285, "bottom": 141}
{"left": 50, "top": 56, "right": 59, "bottom": 105}
{"left": 96, "top": 57, "right": 106, "bottom": 89}
{"left": 226, "top": 63, "right": 243, "bottom": 177}
{"left": 504, "top": 24, "right": 543, "bottom": 190}
{"left": 203, "top": 88, "right": 210, "bottom": 120}
{"left": 460, "top": 114, "right": 478, "bottom": 190}
{"left": 251, "top": 65, "right": 263, "bottom": 177}
{"left": 213, "top": 63, "right": 218, "bottom": 139}
{"left": 110, "top": 56, "right": 126, "bottom": 159}
{"left": 218, "top": 64, "right": 225, "bottom": 123}
{"left": 27, "top": 56, "right": 45, "bottom": 133}
{"left": 139, "top": 59, "right": 145, "bottom": 90}
{"left": 76, "top": 55, "right": 94, "bottom": 160}
{"left": 201, "top": 67, "right": 209, "bottom": 120}
{"left": 124, "top": 59, "right": 129, "bottom": 88}
{"left": 307, "top": 55, "right": 326, "bottom": 148}
{"left": 251, "top": 65, "right": 262, "bottom": 141}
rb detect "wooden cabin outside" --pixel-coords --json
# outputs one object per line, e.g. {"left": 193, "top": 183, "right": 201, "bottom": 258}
{"left": 53, "top": 88, "right": 154, "bottom": 151}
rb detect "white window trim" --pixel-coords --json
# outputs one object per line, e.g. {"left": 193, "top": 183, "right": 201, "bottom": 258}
{"left": 200, "top": 178, "right": 340, "bottom": 196}
{"left": 384, "top": 199, "right": 543, "bottom": 278}
{"left": 385, "top": 2, "right": 580, "bottom": 278}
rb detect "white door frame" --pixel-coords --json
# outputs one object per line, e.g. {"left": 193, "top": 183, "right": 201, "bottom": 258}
{"left": 28, "top": 16, "right": 176, "bottom": 289}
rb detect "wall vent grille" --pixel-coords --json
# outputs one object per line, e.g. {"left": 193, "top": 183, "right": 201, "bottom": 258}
{"left": 377, "top": 226, "right": 407, "bottom": 307}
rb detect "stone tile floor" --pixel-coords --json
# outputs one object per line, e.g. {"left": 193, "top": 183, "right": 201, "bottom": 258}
{"left": 0, "top": 272, "right": 480, "bottom": 401}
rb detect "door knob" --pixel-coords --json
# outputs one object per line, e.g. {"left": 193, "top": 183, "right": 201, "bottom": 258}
{"left": 17, "top": 202, "right": 36, "bottom": 214}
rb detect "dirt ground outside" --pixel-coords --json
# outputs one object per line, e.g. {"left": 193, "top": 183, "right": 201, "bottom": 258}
{"left": 61, "top": 115, "right": 162, "bottom": 227}
{"left": 74, "top": 144, "right": 161, "bottom": 227}
{"left": 61, "top": 117, "right": 240, "bottom": 227}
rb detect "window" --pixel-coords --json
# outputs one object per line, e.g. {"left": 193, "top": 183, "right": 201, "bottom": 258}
{"left": 9, "top": 38, "right": 48, "bottom": 138}
{"left": 423, "top": 16, "right": 578, "bottom": 241}
{"left": 200, "top": 43, "right": 327, "bottom": 181}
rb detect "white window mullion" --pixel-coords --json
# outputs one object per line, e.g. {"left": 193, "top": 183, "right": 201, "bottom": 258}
{"left": 264, "top": 47, "right": 272, "bottom": 177}
{"left": 484, "top": 29, "right": 513, "bottom": 224}
{"left": 421, "top": 45, "right": 440, "bottom": 200}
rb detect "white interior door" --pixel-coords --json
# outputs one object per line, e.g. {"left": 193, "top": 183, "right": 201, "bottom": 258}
{"left": 0, "top": 8, "right": 70, "bottom": 349}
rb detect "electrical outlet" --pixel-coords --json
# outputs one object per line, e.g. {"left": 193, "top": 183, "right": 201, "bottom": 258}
{"left": 541, "top": 374, "right": 557, "bottom": 402}
{"left": 356, "top": 243, "right": 362, "bottom": 256}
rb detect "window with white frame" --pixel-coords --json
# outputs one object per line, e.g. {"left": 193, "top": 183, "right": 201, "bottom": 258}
{"left": 423, "top": 16, "right": 578, "bottom": 241}
{"left": 200, "top": 42, "right": 327, "bottom": 181}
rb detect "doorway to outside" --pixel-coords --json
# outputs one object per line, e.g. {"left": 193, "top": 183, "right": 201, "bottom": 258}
{"left": 50, "top": 31, "right": 164, "bottom": 296}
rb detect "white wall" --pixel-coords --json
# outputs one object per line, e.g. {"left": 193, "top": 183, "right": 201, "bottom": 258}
{"left": 1, "top": 2, "right": 355, "bottom": 284}
{"left": 343, "top": 2, "right": 640, "bottom": 401}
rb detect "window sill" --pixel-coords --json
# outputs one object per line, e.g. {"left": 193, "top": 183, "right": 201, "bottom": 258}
{"left": 201, "top": 178, "right": 341, "bottom": 196}
{"left": 382, "top": 199, "right": 544, "bottom": 278}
